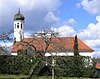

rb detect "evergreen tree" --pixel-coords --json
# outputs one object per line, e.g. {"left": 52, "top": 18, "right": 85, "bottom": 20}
{"left": 73, "top": 35, "right": 82, "bottom": 77}
{"left": 74, "top": 35, "right": 79, "bottom": 56}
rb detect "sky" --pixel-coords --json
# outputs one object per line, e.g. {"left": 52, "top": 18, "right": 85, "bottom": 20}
{"left": 0, "top": 0, "right": 100, "bottom": 58}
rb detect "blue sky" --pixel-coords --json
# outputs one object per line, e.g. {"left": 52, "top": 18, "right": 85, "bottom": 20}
{"left": 59, "top": 0, "right": 96, "bottom": 30}
{"left": 1, "top": 0, "right": 100, "bottom": 57}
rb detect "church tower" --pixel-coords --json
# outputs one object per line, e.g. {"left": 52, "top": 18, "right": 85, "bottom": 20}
{"left": 14, "top": 8, "right": 25, "bottom": 42}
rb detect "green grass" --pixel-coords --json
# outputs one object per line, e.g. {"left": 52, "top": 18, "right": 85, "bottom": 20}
{"left": 58, "top": 77, "right": 91, "bottom": 79}
{"left": 0, "top": 74, "right": 28, "bottom": 79}
{"left": 0, "top": 75, "right": 92, "bottom": 79}
{"left": 32, "top": 76, "right": 91, "bottom": 79}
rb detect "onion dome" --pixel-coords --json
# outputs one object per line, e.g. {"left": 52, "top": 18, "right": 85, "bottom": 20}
{"left": 14, "top": 8, "right": 25, "bottom": 21}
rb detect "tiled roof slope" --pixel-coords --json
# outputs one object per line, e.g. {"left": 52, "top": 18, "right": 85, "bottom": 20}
{"left": 12, "top": 37, "right": 94, "bottom": 53}
{"left": 95, "top": 59, "right": 100, "bottom": 69}
{"left": 96, "top": 63, "right": 100, "bottom": 69}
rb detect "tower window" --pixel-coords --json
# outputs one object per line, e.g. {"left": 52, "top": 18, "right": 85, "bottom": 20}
{"left": 17, "top": 25, "right": 19, "bottom": 28}
{"left": 21, "top": 23, "right": 22, "bottom": 28}
{"left": 15, "top": 24, "right": 16, "bottom": 28}
{"left": 17, "top": 23, "right": 19, "bottom": 28}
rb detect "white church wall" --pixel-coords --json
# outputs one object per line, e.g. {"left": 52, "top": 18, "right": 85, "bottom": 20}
{"left": 45, "top": 52, "right": 92, "bottom": 57}
{"left": 79, "top": 52, "right": 92, "bottom": 57}
{"left": 11, "top": 51, "right": 92, "bottom": 58}
{"left": 11, "top": 52, "right": 17, "bottom": 56}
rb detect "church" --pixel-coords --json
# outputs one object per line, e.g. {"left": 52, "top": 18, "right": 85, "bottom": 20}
{"left": 11, "top": 9, "right": 94, "bottom": 57}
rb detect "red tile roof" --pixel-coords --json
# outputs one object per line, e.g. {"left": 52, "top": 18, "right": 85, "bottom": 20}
{"left": 96, "top": 63, "right": 100, "bottom": 69}
{"left": 12, "top": 37, "right": 94, "bottom": 53}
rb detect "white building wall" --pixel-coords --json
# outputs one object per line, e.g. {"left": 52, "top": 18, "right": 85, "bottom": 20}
{"left": 79, "top": 52, "right": 92, "bottom": 57}
{"left": 11, "top": 51, "right": 92, "bottom": 57}
{"left": 11, "top": 52, "right": 17, "bottom": 56}
{"left": 45, "top": 52, "right": 92, "bottom": 57}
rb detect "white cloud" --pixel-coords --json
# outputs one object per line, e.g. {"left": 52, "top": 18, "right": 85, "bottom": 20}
{"left": 44, "top": 11, "right": 59, "bottom": 23}
{"left": 16, "top": 0, "right": 34, "bottom": 9}
{"left": 93, "top": 51, "right": 100, "bottom": 58}
{"left": 66, "top": 18, "right": 77, "bottom": 26}
{"left": 0, "top": 0, "right": 61, "bottom": 32}
{"left": 80, "top": 0, "right": 100, "bottom": 14}
{"left": 54, "top": 25, "right": 76, "bottom": 37}
{"left": 78, "top": 16, "right": 100, "bottom": 50}
{"left": 0, "top": 0, "right": 61, "bottom": 54}
{"left": 0, "top": 0, "right": 61, "bottom": 11}
{"left": 75, "top": 15, "right": 100, "bottom": 58}
{"left": 52, "top": 19, "right": 76, "bottom": 37}
{"left": 24, "top": 32, "right": 32, "bottom": 38}
{"left": 16, "top": 0, "right": 61, "bottom": 11}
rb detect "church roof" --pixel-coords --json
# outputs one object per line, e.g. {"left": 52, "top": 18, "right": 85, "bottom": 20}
{"left": 12, "top": 37, "right": 94, "bottom": 53}
{"left": 95, "top": 59, "right": 100, "bottom": 69}
{"left": 96, "top": 63, "right": 100, "bottom": 69}
{"left": 14, "top": 8, "right": 25, "bottom": 21}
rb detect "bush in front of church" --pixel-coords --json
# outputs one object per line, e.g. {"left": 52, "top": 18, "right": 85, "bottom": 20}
{"left": 0, "top": 55, "right": 96, "bottom": 77}
{"left": 0, "top": 55, "right": 36, "bottom": 74}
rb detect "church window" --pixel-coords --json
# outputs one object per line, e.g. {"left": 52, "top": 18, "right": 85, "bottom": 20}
{"left": 21, "top": 23, "right": 22, "bottom": 28}
{"left": 15, "top": 24, "right": 16, "bottom": 28}
{"left": 17, "top": 23, "right": 19, "bottom": 28}
{"left": 17, "top": 25, "right": 19, "bottom": 28}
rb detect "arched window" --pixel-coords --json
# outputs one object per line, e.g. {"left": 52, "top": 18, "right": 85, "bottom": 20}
{"left": 15, "top": 24, "right": 16, "bottom": 28}
{"left": 17, "top": 23, "right": 19, "bottom": 28}
{"left": 21, "top": 23, "right": 22, "bottom": 28}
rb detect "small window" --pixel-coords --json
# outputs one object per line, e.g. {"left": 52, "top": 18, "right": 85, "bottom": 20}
{"left": 17, "top": 25, "right": 19, "bottom": 28}
{"left": 17, "top": 23, "right": 19, "bottom": 28}
{"left": 15, "top": 24, "right": 16, "bottom": 28}
{"left": 21, "top": 23, "right": 22, "bottom": 28}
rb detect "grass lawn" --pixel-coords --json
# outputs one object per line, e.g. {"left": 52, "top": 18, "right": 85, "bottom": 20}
{"left": 32, "top": 76, "right": 92, "bottom": 79}
{"left": 0, "top": 74, "right": 28, "bottom": 79}
{"left": 0, "top": 75, "right": 93, "bottom": 79}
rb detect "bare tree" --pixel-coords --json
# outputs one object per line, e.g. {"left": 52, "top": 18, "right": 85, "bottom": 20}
{"left": 14, "top": 29, "right": 68, "bottom": 79}
{"left": 29, "top": 29, "right": 72, "bottom": 79}
{"left": 0, "top": 30, "right": 13, "bottom": 55}
{"left": 31, "top": 29, "right": 61, "bottom": 79}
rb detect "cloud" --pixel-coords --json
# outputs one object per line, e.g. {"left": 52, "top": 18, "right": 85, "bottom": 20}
{"left": 44, "top": 11, "right": 59, "bottom": 23}
{"left": 0, "top": 0, "right": 61, "bottom": 33}
{"left": 78, "top": 16, "right": 100, "bottom": 51}
{"left": 66, "top": 18, "right": 77, "bottom": 26}
{"left": 79, "top": 0, "right": 100, "bottom": 14}
{"left": 52, "top": 19, "right": 76, "bottom": 37}
{"left": 93, "top": 51, "right": 100, "bottom": 58}
{"left": 24, "top": 32, "right": 32, "bottom": 38}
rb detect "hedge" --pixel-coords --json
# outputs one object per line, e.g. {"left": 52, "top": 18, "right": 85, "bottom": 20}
{"left": 0, "top": 55, "right": 96, "bottom": 77}
{"left": 0, "top": 55, "right": 36, "bottom": 74}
